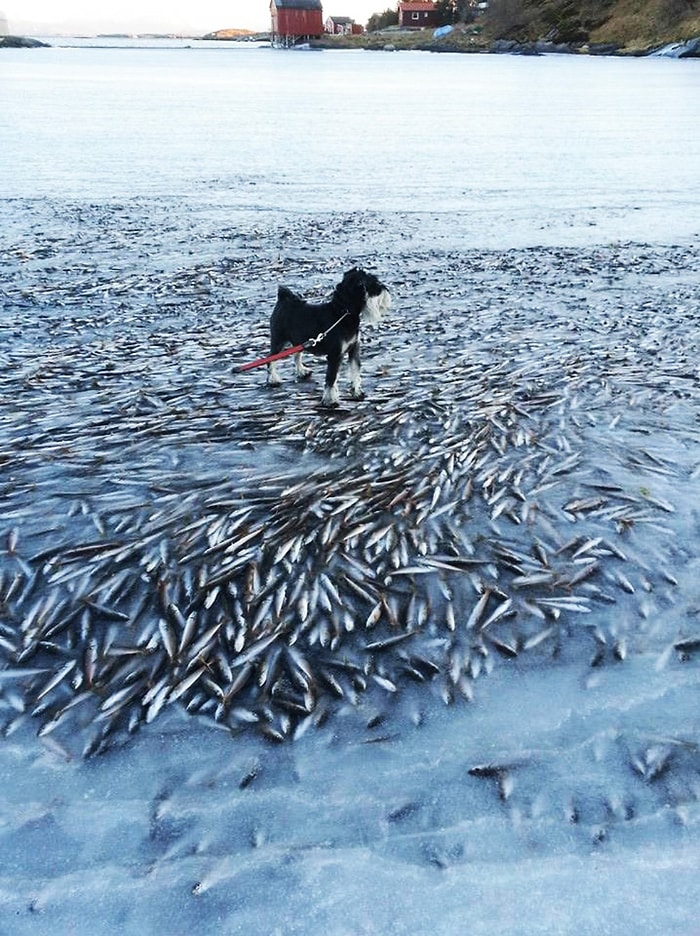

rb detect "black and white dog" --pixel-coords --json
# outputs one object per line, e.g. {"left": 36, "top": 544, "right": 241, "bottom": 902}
{"left": 267, "top": 267, "right": 390, "bottom": 408}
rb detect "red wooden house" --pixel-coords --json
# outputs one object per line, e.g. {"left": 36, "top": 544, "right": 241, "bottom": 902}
{"left": 398, "top": 1, "right": 440, "bottom": 28}
{"left": 270, "top": 0, "right": 324, "bottom": 46}
{"left": 325, "top": 15, "right": 355, "bottom": 35}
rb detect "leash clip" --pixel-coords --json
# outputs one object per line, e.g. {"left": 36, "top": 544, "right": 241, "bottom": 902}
{"left": 305, "top": 332, "right": 324, "bottom": 349}
{"left": 304, "top": 312, "right": 349, "bottom": 351}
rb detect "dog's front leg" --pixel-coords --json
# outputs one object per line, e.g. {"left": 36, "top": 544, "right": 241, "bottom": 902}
{"left": 321, "top": 351, "right": 342, "bottom": 408}
{"left": 295, "top": 351, "right": 312, "bottom": 381}
{"left": 347, "top": 341, "right": 364, "bottom": 400}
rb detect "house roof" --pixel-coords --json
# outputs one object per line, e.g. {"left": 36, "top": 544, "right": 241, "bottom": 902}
{"left": 272, "top": 0, "right": 323, "bottom": 9}
{"left": 399, "top": 2, "right": 436, "bottom": 10}
{"left": 327, "top": 15, "right": 354, "bottom": 23}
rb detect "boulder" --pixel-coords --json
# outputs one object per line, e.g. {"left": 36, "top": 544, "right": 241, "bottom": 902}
{"left": 0, "top": 35, "right": 50, "bottom": 48}
{"left": 535, "top": 40, "right": 573, "bottom": 54}
{"left": 680, "top": 38, "right": 700, "bottom": 58}
{"left": 652, "top": 38, "right": 700, "bottom": 58}
{"left": 586, "top": 42, "right": 621, "bottom": 55}
{"left": 489, "top": 39, "right": 519, "bottom": 53}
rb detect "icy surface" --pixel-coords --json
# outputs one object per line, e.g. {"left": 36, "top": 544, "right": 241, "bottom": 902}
{"left": 1, "top": 43, "right": 700, "bottom": 935}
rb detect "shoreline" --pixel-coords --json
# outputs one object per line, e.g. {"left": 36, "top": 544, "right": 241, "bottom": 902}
{"left": 307, "top": 30, "right": 700, "bottom": 58}
{"left": 3, "top": 31, "right": 700, "bottom": 58}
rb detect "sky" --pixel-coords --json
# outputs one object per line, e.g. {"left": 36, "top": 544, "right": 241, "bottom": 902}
{"left": 2, "top": 1, "right": 388, "bottom": 35}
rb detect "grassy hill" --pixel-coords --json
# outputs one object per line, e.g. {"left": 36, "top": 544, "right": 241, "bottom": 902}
{"left": 485, "top": 0, "right": 700, "bottom": 50}
{"left": 318, "top": 0, "right": 699, "bottom": 53}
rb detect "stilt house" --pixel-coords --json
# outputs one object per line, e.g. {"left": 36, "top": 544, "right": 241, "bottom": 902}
{"left": 270, "top": 0, "right": 324, "bottom": 46}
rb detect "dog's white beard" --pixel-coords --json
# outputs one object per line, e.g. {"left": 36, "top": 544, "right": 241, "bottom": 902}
{"left": 362, "top": 288, "right": 391, "bottom": 325}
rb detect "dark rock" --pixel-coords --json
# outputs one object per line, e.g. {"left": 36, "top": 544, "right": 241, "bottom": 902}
{"left": 0, "top": 35, "right": 50, "bottom": 48}
{"left": 648, "top": 39, "right": 700, "bottom": 58}
{"left": 586, "top": 42, "right": 620, "bottom": 56}
{"left": 533, "top": 40, "right": 573, "bottom": 54}
{"left": 675, "top": 38, "right": 700, "bottom": 58}
{"left": 489, "top": 39, "right": 520, "bottom": 54}
{"left": 492, "top": 38, "right": 574, "bottom": 56}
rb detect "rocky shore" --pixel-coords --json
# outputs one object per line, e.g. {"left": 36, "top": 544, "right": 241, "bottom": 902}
{"left": 488, "top": 35, "right": 700, "bottom": 56}
{"left": 312, "top": 29, "right": 700, "bottom": 57}
{"left": 0, "top": 35, "right": 49, "bottom": 48}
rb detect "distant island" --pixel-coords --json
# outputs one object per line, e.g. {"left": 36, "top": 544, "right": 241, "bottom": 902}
{"left": 203, "top": 29, "right": 268, "bottom": 41}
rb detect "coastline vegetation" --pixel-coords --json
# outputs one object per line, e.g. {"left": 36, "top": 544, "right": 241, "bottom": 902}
{"left": 482, "top": 0, "right": 700, "bottom": 50}
{"left": 322, "top": 0, "right": 700, "bottom": 55}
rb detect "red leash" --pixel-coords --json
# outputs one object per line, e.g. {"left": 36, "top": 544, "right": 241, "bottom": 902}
{"left": 238, "top": 342, "right": 306, "bottom": 372}
{"left": 238, "top": 311, "right": 349, "bottom": 373}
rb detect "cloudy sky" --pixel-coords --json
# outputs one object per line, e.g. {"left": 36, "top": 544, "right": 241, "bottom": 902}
{"left": 2, "top": 1, "right": 388, "bottom": 34}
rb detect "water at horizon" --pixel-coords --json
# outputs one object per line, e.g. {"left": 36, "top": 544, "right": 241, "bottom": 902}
{"left": 1, "top": 41, "right": 699, "bottom": 247}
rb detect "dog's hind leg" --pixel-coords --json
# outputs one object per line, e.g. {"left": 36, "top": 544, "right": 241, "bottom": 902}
{"left": 267, "top": 323, "right": 284, "bottom": 387}
{"left": 347, "top": 341, "right": 364, "bottom": 400}
{"left": 321, "top": 351, "right": 342, "bottom": 408}
{"left": 267, "top": 359, "right": 282, "bottom": 386}
{"left": 295, "top": 351, "right": 312, "bottom": 381}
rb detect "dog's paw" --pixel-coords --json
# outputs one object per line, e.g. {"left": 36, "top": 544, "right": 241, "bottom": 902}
{"left": 267, "top": 361, "right": 282, "bottom": 387}
{"left": 296, "top": 368, "right": 312, "bottom": 382}
{"left": 349, "top": 390, "right": 366, "bottom": 401}
{"left": 321, "top": 386, "right": 340, "bottom": 408}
